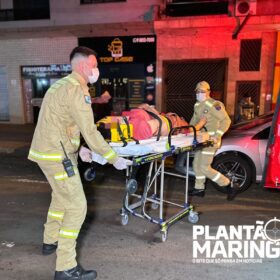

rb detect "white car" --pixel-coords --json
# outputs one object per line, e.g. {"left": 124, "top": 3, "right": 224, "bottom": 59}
{"left": 210, "top": 113, "right": 273, "bottom": 193}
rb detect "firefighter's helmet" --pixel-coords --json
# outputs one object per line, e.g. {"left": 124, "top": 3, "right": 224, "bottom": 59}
{"left": 195, "top": 81, "right": 210, "bottom": 92}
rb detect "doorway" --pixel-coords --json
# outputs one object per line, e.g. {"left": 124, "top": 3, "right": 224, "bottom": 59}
{"left": 163, "top": 59, "right": 228, "bottom": 122}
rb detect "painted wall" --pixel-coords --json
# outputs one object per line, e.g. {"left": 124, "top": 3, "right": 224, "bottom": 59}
{"left": 0, "top": 0, "right": 162, "bottom": 29}
{"left": 0, "top": 1, "right": 280, "bottom": 123}
{"left": 155, "top": 15, "right": 278, "bottom": 117}
{"left": 0, "top": 37, "right": 77, "bottom": 123}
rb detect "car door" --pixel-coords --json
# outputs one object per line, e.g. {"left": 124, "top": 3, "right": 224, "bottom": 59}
{"left": 251, "top": 124, "right": 271, "bottom": 181}
{"left": 262, "top": 94, "right": 280, "bottom": 189}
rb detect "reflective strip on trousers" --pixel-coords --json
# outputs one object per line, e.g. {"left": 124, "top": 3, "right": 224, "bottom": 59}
{"left": 48, "top": 210, "right": 64, "bottom": 221}
{"left": 216, "top": 130, "right": 224, "bottom": 136}
{"left": 212, "top": 172, "right": 221, "bottom": 182}
{"left": 29, "top": 150, "right": 62, "bottom": 161}
{"left": 196, "top": 176, "right": 206, "bottom": 180}
{"left": 103, "top": 149, "right": 117, "bottom": 160}
{"left": 202, "top": 151, "right": 215, "bottom": 155}
{"left": 54, "top": 167, "right": 78, "bottom": 181}
{"left": 59, "top": 228, "right": 79, "bottom": 239}
{"left": 208, "top": 131, "right": 215, "bottom": 136}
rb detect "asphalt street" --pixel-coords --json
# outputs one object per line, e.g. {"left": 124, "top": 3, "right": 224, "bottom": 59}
{"left": 0, "top": 124, "right": 279, "bottom": 280}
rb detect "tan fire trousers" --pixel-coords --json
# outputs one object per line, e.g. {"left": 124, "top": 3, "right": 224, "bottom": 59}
{"left": 193, "top": 146, "right": 230, "bottom": 190}
{"left": 38, "top": 161, "right": 87, "bottom": 271}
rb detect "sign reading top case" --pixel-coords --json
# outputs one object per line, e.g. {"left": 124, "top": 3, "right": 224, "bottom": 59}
{"left": 79, "top": 35, "right": 156, "bottom": 64}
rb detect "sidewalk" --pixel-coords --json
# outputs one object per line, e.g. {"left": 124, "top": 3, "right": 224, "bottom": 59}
{"left": 0, "top": 124, "right": 34, "bottom": 153}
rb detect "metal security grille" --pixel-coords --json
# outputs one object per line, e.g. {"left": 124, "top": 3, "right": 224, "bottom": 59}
{"left": 239, "top": 39, "right": 262, "bottom": 71}
{"left": 235, "top": 80, "right": 261, "bottom": 122}
{"left": 163, "top": 60, "right": 227, "bottom": 122}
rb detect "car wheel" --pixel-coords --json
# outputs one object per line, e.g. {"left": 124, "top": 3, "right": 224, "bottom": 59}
{"left": 210, "top": 153, "right": 252, "bottom": 193}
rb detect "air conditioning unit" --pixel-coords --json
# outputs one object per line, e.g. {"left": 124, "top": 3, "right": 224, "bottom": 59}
{"left": 235, "top": 0, "right": 257, "bottom": 16}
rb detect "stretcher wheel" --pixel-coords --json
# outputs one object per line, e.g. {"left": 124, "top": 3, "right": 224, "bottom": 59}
{"left": 126, "top": 179, "right": 138, "bottom": 194}
{"left": 188, "top": 212, "right": 199, "bottom": 224}
{"left": 161, "top": 231, "right": 168, "bottom": 242}
{"left": 83, "top": 167, "right": 96, "bottom": 182}
{"left": 121, "top": 214, "right": 129, "bottom": 226}
{"left": 151, "top": 202, "right": 159, "bottom": 210}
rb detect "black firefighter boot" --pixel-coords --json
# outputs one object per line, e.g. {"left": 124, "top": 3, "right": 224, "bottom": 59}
{"left": 188, "top": 188, "right": 205, "bottom": 197}
{"left": 54, "top": 265, "right": 97, "bottom": 280}
{"left": 227, "top": 180, "right": 240, "bottom": 201}
{"left": 42, "top": 242, "right": 57, "bottom": 255}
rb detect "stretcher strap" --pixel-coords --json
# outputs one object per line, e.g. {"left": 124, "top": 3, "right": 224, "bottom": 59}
{"left": 117, "top": 117, "right": 139, "bottom": 147}
{"left": 122, "top": 116, "right": 139, "bottom": 144}
{"left": 143, "top": 109, "right": 162, "bottom": 141}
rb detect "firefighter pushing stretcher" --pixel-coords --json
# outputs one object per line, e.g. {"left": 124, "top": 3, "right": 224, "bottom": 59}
{"left": 28, "top": 46, "right": 131, "bottom": 280}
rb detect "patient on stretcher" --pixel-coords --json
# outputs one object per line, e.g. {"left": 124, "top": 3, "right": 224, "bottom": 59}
{"left": 78, "top": 104, "right": 209, "bottom": 164}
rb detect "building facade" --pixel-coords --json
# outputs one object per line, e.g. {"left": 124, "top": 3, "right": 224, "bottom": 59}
{"left": 0, "top": 0, "right": 280, "bottom": 124}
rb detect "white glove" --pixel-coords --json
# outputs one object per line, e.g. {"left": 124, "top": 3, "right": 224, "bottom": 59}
{"left": 79, "top": 146, "right": 93, "bottom": 163}
{"left": 113, "top": 157, "right": 132, "bottom": 170}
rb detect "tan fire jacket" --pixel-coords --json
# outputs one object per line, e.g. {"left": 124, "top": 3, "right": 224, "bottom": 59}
{"left": 28, "top": 71, "right": 117, "bottom": 165}
{"left": 190, "top": 97, "right": 231, "bottom": 144}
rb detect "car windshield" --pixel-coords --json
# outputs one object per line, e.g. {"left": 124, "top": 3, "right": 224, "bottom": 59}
{"left": 231, "top": 112, "right": 273, "bottom": 131}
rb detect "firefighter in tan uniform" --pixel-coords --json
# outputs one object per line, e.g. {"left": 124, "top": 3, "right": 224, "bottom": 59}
{"left": 188, "top": 81, "right": 238, "bottom": 200}
{"left": 28, "top": 47, "right": 131, "bottom": 280}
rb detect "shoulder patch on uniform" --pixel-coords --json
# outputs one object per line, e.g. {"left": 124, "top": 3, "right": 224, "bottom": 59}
{"left": 213, "top": 102, "right": 221, "bottom": 111}
{"left": 84, "top": 95, "right": 92, "bottom": 104}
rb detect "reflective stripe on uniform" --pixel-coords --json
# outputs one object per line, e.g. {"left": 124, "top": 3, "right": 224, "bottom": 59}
{"left": 48, "top": 210, "right": 64, "bottom": 221}
{"left": 103, "top": 149, "right": 117, "bottom": 160}
{"left": 194, "top": 103, "right": 200, "bottom": 107}
{"left": 212, "top": 172, "right": 221, "bottom": 182}
{"left": 216, "top": 130, "right": 224, "bottom": 136}
{"left": 54, "top": 167, "right": 78, "bottom": 181}
{"left": 196, "top": 176, "right": 206, "bottom": 180}
{"left": 205, "top": 100, "right": 213, "bottom": 107}
{"left": 71, "top": 138, "right": 80, "bottom": 147}
{"left": 59, "top": 228, "right": 79, "bottom": 239}
{"left": 208, "top": 131, "right": 215, "bottom": 136}
{"left": 29, "top": 150, "right": 62, "bottom": 161}
{"left": 201, "top": 151, "right": 215, "bottom": 155}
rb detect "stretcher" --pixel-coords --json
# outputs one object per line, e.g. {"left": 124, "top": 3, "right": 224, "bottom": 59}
{"left": 112, "top": 126, "right": 213, "bottom": 242}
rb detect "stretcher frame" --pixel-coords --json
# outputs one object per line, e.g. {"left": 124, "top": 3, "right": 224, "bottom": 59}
{"left": 120, "top": 126, "right": 213, "bottom": 242}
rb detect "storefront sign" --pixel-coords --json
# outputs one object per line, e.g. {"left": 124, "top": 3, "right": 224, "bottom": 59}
{"left": 21, "top": 64, "right": 71, "bottom": 78}
{"left": 79, "top": 35, "right": 156, "bottom": 63}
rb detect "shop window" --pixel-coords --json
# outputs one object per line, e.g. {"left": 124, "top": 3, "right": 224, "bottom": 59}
{"left": 235, "top": 81, "right": 261, "bottom": 123}
{"left": 81, "top": 0, "right": 126, "bottom": 4}
{"left": 0, "top": 66, "right": 9, "bottom": 121}
{"left": 1, "top": 0, "right": 50, "bottom": 21}
{"left": 239, "top": 39, "right": 262, "bottom": 71}
{"left": 79, "top": 35, "right": 156, "bottom": 119}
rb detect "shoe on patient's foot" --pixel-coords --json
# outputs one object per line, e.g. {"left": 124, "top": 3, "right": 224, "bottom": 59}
{"left": 54, "top": 265, "right": 97, "bottom": 280}
{"left": 42, "top": 242, "right": 57, "bottom": 255}
{"left": 227, "top": 181, "right": 240, "bottom": 201}
{"left": 188, "top": 188, "right": 205, "bottom": 197}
